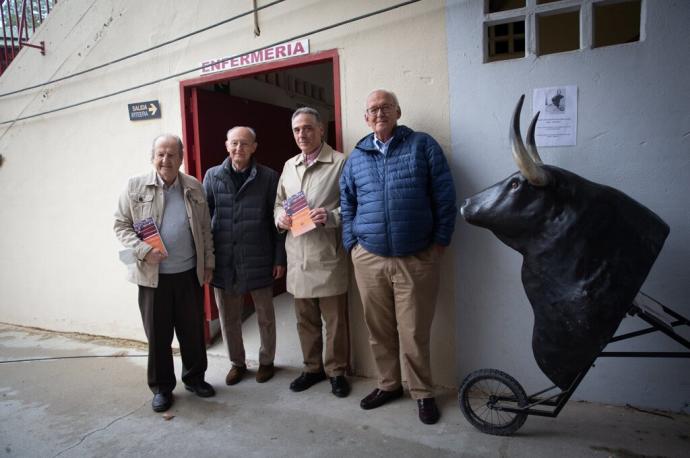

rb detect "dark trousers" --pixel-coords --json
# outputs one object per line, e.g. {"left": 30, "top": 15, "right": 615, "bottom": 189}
{"left": 138, "top": 268, "right": 207, "bottom": 394}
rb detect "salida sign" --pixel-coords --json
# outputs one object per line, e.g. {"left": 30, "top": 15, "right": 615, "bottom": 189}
{"left": 128, "top": 100, "right": 161, "bottom": 121}
{"left": 200, "top": 39, "right": 309, "bottom": 75}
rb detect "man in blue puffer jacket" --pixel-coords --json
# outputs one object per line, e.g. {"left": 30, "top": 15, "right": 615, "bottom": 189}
{"left": 340, "top": 89, "right": 456, "bottom": 425}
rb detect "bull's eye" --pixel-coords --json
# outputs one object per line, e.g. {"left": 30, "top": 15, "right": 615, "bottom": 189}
{"left": 510, "top": 179, "right": 520, "bottom": 190}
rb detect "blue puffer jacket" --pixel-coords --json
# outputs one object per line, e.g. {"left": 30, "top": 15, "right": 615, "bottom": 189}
{"left": 203, "top": 158, "right": 286, "bottom": 293}
{"left": 339, "top": 125, "right": 457, "bottom": 257}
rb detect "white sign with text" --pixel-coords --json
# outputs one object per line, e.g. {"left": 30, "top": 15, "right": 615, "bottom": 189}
{"left": 532, "top": 85, "right": 578, "bottom": 147}
{"left": 201, "top": 39, "right": 310, "bottom": 75}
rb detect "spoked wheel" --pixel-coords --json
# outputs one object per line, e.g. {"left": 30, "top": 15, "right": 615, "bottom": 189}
{"left": 459, "top": 368, "right": 528, "bottom": 436}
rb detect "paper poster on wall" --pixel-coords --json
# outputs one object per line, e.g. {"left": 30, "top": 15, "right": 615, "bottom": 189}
{"left": 532, "top": 85, "right": 578, "bottom": 147}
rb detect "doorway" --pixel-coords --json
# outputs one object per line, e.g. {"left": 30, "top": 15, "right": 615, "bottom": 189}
{"left": 179, "top": 50, "right": 341, "bottom": 343}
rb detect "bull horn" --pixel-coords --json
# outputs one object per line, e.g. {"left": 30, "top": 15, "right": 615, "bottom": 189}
{"left": 526, "top": 111, "right": 543, "bottom": 164}
{"left": 510, "top": 95, "right": 548, "bottom": 186}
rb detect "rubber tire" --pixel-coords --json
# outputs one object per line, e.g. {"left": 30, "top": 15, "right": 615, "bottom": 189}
{"left": 458, "top": 368, "right": 528, "bottom": 436}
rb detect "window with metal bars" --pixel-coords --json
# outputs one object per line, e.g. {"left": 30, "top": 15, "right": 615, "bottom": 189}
{"left": 483, "top": 0, "right": 642, "bottom": 63}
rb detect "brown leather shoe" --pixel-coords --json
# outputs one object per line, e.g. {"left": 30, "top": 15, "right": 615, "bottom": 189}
{"left": 255, "top": 364, "right": 275, "bottom": 383}
{"left": 360, "top": 386, "right": 404, "bottom": 410}
{"left": 225, "top": 365, "right": 247, "bottom": 385}
{"left": 417, "top": 397, "right": 440, "bottom": 424}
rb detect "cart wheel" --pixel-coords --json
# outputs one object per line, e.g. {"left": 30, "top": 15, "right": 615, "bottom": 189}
{"left": 458, "top": 368, "right": 528, "bottom": 436}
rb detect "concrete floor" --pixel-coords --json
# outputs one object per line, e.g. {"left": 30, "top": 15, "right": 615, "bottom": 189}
{"left": 1, "top": 298, "right": 689, "bottom": 458}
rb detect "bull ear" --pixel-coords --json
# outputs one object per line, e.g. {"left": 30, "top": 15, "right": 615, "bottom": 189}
{"left": 510, "top": 95, "right": 548, "bottom": 186}
{"left": 526, "top": 111, "right": 543, "bottom": 164}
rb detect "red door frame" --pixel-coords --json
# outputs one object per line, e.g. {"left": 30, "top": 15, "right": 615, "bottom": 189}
{"left": 177, "top": 49, "right": 342, "bottom": 343}
{"left": 179, "top": 49, "right": 342, "bottom": 180}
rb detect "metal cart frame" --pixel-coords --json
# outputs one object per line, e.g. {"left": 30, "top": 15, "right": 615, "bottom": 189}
{"left": 458, "top": 292, "right": 690, "bottom": 436}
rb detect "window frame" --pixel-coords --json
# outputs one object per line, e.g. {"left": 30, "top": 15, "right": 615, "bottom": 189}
{"left": 482, "top": 0, "right": 644, "bottom": 63}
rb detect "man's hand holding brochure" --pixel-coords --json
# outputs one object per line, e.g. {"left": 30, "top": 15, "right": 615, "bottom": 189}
{"left": 283, "top": 191, "right": 317, "bottom": 237}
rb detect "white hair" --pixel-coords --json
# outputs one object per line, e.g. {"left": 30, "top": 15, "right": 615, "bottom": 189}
{"left": 365, "top": 89, "right": 400, "bottom": 108}
{"left": 226, "top": 126, "right": 257, "bottom": 141}
{"left": 151, "top": 134, "right": 183, "bottom": 160}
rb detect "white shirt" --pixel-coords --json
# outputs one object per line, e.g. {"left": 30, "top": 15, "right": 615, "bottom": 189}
{"left": 373, "top": 135, "right": 393, "bottom": 155}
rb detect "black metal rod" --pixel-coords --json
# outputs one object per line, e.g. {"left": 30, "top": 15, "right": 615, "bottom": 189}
{"left": 526, "top": 384, "right": 559, "bottom": 400}
{"left": 637, "top": 314, "right": 690, "bottom": 350}
{"left": 599, "top": 351, "right": 689, "bottom": 358}
{"left": 661, "top": 305, "right": 690, "bottom": 325}
{"left": 608, "top": 326, "right": 660, "bottom": 342}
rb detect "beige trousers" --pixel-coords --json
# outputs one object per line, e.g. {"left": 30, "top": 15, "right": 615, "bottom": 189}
{"left": 294, "top": 293, "right": 349, "bottom": 376}
{"left": 214, "top": 286, "right": 276, "bottom": 367}
{"left": 351, "top": 244, "right": 441, "bottom": 399}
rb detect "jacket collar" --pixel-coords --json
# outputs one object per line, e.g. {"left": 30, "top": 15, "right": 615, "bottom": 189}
{"left": 221, "top": 157, "right": 257, "bottom": 178}
{"left": 219, "top": 157, "right": 258, "bottom": 192}
{"left": 355, "top": 125, "right": 412, "bottom": 154}
{"left": 144, "top": 170, "right": 158, "bottom": 186}
{"left": 145, "top": 170, "right": 195, "bottom": 191}
{"left": 294, "top": 143, "right": 335, "bottom": 166}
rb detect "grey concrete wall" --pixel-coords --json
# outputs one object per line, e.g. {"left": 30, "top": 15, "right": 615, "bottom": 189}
{"left": 446, "top": 0, "right": 690, "bottom": 412}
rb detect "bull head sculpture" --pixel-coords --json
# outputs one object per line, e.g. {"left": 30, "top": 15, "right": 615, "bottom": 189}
{"left": 461, "top": 95, "right": 669, "bottom": 389}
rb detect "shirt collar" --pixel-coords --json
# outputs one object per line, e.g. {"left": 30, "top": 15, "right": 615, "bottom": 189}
{"left": 373, "top": 135, "right": 393, "bottom": 155}
{"left": 296, "top": 143, "right": 324, "bottom": 166}
{"left": 303, "top": 143, "right": 323, "bottom": 167}
{"left": 155, "top": 173, "right": 180, "bottom": 190}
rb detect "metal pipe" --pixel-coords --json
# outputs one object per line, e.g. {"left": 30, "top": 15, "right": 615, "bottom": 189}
{"left": 10, "top": 0, "right": 19, "bottom": 59}
{"left": 252, "top": 0, "right": 260, "bottom": 36}
{"left": 29, "top": 0, "right": 37, "bottom": 33}
{"left": 1, "top": 1, "right": 10, "bottom": 71}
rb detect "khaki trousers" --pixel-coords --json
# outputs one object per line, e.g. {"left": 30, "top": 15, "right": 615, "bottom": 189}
{"left": 351, "top": 244, "right": 441, "bottom": 399}
{"left": 214, "top": 285, "right": 276, "bottom": 367}
{"left": 294, "top": 293, "right": 349, "bottom": 376}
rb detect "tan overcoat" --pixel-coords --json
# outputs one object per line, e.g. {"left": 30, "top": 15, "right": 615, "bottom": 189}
{"left": 274, "top": 143, "right": 348, "bottom": 298}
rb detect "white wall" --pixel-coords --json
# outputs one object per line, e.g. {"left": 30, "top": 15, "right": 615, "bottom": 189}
{"left": 446, "top": 0, "right": 690, "bottom": 411}
{"left": 0, "top": 0, "right": 457, "bottom": 387}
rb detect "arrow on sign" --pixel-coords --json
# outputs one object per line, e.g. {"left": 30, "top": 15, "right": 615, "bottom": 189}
{"left": 128, "top": 100, "right": 161, "bottom": 121}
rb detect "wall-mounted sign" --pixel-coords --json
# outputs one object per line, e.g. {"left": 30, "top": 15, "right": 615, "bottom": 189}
{"left": 128, "top": 100, "right": 161, "bottom": 121}
{"left": 201, "top": 39, "right": 310, "bottom": 75}
{"left": 532, "top": 86, "right": 578, "bottom": 147}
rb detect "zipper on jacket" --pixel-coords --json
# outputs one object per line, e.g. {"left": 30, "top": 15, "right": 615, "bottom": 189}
{"left": 383, "top": 153, "right": 392, "bottom": 255}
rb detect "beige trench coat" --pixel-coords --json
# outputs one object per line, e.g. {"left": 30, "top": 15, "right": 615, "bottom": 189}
{"left": 274, "top": 143, "right": 348, "bottom": 298}
{"left": 114, "top": 171, "right": 215, "bottom": 288}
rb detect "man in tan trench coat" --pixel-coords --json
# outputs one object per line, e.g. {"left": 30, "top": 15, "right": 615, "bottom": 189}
{"left": 275, "top": 107, "right": 350, "bottom": 398}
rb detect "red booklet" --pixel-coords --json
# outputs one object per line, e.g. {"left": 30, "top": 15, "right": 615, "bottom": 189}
{"left": 283, "top": 191, "right": 316, "bottom": 237}
{"left": 133, "top": 217, "right": 168, "bottom": 255}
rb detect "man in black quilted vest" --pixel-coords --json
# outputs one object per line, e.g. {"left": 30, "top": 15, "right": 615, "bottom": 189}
{"left": 203, "top": 126, "right": 286, "bottom": 386}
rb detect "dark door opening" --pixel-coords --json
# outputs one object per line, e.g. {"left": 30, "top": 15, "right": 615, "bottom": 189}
{"left": 180, "top": 51, "right": 341, "bottom": 343}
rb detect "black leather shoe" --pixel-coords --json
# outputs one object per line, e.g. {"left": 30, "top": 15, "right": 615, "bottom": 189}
{"left": 417, "top": 397, "right": 440, "bottom": 424}
{"left": 329, "top": 376, "right": 351, "bottom": 398}
{"left": 152, "top": 392, "right": 173, "bottom": 412}
{"left": 289, "top": 371, "right": 327, "bottom": 392}
{"left": 360, "top": 386, "right": 404, "bottom": 410}
{"left": 184, "top": 381, "right": 216, "bottom": 398}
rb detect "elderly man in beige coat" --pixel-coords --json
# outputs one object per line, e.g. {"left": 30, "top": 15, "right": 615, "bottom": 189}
{"left": 275, "top": 107, "right": 350, "bottom": 398}
{"left": 114, "top": 134, "right": 215, "bottom": 413}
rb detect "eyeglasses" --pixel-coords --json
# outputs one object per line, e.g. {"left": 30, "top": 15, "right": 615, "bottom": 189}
{"left": 228, "top": 141, "right": 253, "bottom": 148}
{"left": 366, "top": 104, "right": 396, "bottom": 116}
